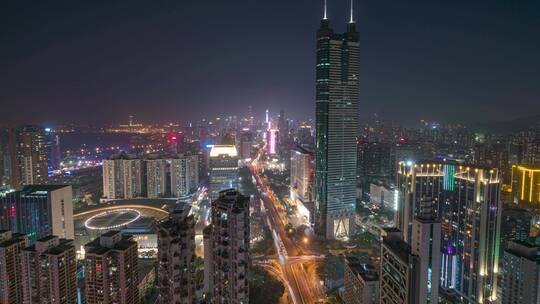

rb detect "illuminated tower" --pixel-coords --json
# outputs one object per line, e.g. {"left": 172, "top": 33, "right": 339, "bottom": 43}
{"left": 395, "top": 161, "right": 503, "bottom": 303}
{"left": 314, "top": 0, "right": 360, "bottom": 239}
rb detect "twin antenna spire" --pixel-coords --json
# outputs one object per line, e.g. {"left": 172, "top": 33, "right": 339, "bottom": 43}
{"left": 323, "top": 0, "right": 355, "bottom": 23}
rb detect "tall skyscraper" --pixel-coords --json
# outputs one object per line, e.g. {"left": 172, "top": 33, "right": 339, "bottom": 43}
{"left": 501, "top": 241, "right": 540, "bottom": 304}
{"left": 209, "top": 138, "right": 239, "bottom": 201}
{"left": 411, "top": 201, "right": 441, "bottom": 304}
{"left": 210, "top": 189, "right": 249, "bottom": 303}
{"left": 0, "top": 185, "right": 74, "bottom": 243}
{"left": 395, "top": 161, "right": 503, "bottom": 303}
{"left": 314, "top": 0, "right": 359, "bottom": 239}
{"left": 157, "top": 205, "right": 196, "bottom": 304}
{"left": 84, "top": 231, "right": 139, "bottom": 304}
{"left": 379, "top": 228, "right": 420, "bottom": 304}
{"left": 0, "top": 230, "right": 27, "bottom": 304}
{"left": 21, "top": 235, "right": 77, "bottom": 304}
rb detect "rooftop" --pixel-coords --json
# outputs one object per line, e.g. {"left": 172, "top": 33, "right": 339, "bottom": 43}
{"left": 210, "top": 145, "right": 238, "bottom": 157}
{"left": 345, "top": 256, "right": 379, "bottom": 282}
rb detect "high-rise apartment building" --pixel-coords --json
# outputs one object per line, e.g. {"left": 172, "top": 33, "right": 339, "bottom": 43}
{"left": 102, "top": 153, "right": 145, "bottom": 199}
{"left": 13, "top": 125, "right": 50, "bottom": 186}
{"left": 379, "top": 228, "right": 420, "bottom": 304}
{"left": 170, "top": 155, "right": 198, "bottom": 198}
{"left": 0, "top": 230, "right": 27, "bottom": 304}
{"left": 145, "top": 158, "right": 168, "bottom": 198}
{"left": 0, "top": 185, "right": 74, "bottom": 243}
{"left": 157, "top": 205, "right": 196, "bottom": 304}
{"left": 209, "top": 145, "right": 239, "bottom": 201}
{"left": 343, "top": 256, "right": 379, "bottom": 304}
{"left": 210, "top": 189, "right": 249, "bottom": 303}
{"left": 21, "top": 235, "right": 77, "bottom": 304}
{"left": 314, "top": 1, "right": 359, "bottom": 239}
{"left": 103, "top": 154, "right": 199, "bottom": 199}
{"left": 84, "top": 231, "right": 139, "bottom": 304}
{"left": 501, "top": 241, "right": 540, "bottom": 304}
{"left": 290, "top": 147, "right": 314, "bottom": 204}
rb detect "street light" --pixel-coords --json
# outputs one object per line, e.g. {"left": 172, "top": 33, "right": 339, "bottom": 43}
{"left": 303, "top": 237, "right": 309, "bottom": 244}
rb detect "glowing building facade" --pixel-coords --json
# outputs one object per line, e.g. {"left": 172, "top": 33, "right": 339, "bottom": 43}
{"left": 314, "top": 1, "right": 359, "bottom": 240}
{"left": 209, "top": 145, "right": 239, "bottom": 201}
{"left": 395, "top": 161, "right": 502, "bottom": 303}
{"left": 0, "top": 185, "right": 74, "bottom": 243}
{"left": 511, "top": 165, "right": 540, "bottom": 212}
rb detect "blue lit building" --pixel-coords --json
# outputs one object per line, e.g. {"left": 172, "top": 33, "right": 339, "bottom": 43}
{"left": 0, "top": 185, "right": 74, "bottom": 243}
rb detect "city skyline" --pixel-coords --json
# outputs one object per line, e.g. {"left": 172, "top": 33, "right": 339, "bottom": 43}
{"left": 2, "top": 1, "right": 540, "bottom": 304}
{"left": 2, "top": 0, "right": 540, "bottom": 126}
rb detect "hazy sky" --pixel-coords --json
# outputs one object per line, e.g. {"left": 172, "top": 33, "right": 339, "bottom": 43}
{"left": 1, "top": 0, "right": 539, "bottom": 126}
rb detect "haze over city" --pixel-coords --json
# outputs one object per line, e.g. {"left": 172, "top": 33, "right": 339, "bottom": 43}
{"left": 2, "top": 0, "right": 539, "bottom": 125}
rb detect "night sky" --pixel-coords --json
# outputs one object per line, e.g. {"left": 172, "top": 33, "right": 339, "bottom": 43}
{"left": 1, "top": 0, "right": 539, "bottom": 126}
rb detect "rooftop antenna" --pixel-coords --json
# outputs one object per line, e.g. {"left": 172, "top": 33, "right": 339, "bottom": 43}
{"left": 323, "top": 0, "right": 328, "bottom": 20}
{"left": 349, "top": 0, "right": 355, "bottom": 23}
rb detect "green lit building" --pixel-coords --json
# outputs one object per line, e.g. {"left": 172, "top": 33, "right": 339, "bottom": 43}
{"left": 314, "top": 1, "right": 359, "bottom": 240}
{"left": 395, "top": 161, "right": 503, "bottom": 303}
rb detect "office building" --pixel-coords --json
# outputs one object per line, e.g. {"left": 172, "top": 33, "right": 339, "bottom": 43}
{"left": 157, "top": 205, "right": 196, "bottom": 304}
{"left": 500, "top": 208, "right": 532, "bottom": 255}
{"left": 501, "top": 241, "right": 540, "bottom": 304}
{"left": 290, "top": 147, "right": 314, "bottom": 204}
{"left": 343, "top": 256, "right": 379, "bottom": 304}
{"left": 396, "top": 161, "right": 503, "bottom": 303}
{"left": 21, "top": 236, "right": 77, "bottom": 304}
{"left": 314, "top": 1, "right": 359, "bottom": 239}
{"left": 267, "top": 129, "right": 278, "bottom": 155}
{"left": 239, "top": 132, "right": 253, "bottom": 160}
{"left": 369, "top": 182, "right": 396, "bottom": 210}
{"left": 84, "top": 231, "right": 139, "bottom": 304}
{"left": 210, "top": 189, "right": 249, "bottom": 303}
{"left": 0, "top": 185, "right": 74, "bottom": 243}
{"left": 0, "top": 230, "right": 27, "bottom": 304}
{"left": 209, "top": 143, "right": 239, "bottom": 201}
{"left": 357, "top": 142, "right": 393, "bottom": 186}
{"left": 511, "top": 164, "right": 540, "bottom": 212}
{"left": 411, "top": 201, "right": 441, "bottom": 304}
{"left": 379, "top": 228, "right": 420, "bottom": 304}
{"left": 102, "top": 153, "right": 145, "bottom": 199}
